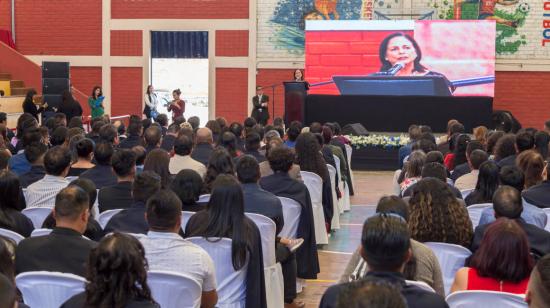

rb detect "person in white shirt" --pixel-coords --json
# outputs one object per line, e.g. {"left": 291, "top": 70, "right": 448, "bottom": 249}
{"left": 169, "top": 135, "right": 207, "bottom": 177}
{"left": 137, "top": 189, "right": 218, "bottom": 308}
{"left": 143, "top": 85, "right": 159, "bottom": 120}
{"left": 455, "top": 149, "right": 489, "bottom": 191}
{"left": 25, "top": 146, "right": 71, "bottom": 208}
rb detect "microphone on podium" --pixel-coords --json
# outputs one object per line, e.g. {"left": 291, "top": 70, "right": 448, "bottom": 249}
{"left": 385, "top": 63, "right": 404, "bottom": 76}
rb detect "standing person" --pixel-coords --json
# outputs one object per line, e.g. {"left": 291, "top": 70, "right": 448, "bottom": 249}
{"left": 251, "top": 86, "right": 269, "bottom": 126}
{"left": 167, "top": 89, "right": 185, "bottom": 122}
{"left": 88, "top": 86, "right": 105, "bottom": 119}
{"left": 58, "top": 90, "right": 82, "bottom": 122}
{"left": 143, "top": 85, "right": 158, "bottom": 120}
{"left": 22, "top": 89, "right": 46, "bottom": 121}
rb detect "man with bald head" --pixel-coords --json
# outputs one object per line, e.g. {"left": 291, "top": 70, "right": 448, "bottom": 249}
{"left": 191, "top": 127, "right": 214, "bottom": 166}
{"left": 471, "top": 185, "right": 550, "bottom": 259}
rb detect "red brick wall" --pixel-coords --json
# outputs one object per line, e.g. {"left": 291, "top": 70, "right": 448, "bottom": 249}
{"left": 14, "top": 0, "right": 101, "bottom": 55}
{"left": 111, "top": 67, "right": 143, "bottom": 117}
{"left": 215, "top": 68, "right": 248, "bottom": 123}
{"left": 0, "top": 0, "right": 11, "bottom": 30}
{"left": 71, "top": 67, "right": 102, "bottom": 116}
{"left": 256, "top": 69, "right": 296, "bottom": 121}
{"left": 215, "top": 31, "right": 249, "bottom": 57}
{"left": 111, "top": 30, "right": 142, "bottom": 56}
{"left": 111, "top": 0, "right": 248, "bottom": 19}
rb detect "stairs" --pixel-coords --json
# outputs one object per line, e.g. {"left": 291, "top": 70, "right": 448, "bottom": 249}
{"left": 0, "top": 72, "right": 32, "bottom": 96}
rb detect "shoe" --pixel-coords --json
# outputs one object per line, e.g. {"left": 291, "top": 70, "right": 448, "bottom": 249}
{"left": 285, "top": 300, "right": 306, "bottom": 308}
{"left": 287, "top": 238, "right": 304, "bottom": 253}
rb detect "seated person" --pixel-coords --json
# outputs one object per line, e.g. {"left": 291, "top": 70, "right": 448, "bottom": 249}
{"left": 104, "top": 171, "right": 161, "bottom": 235}
{"left": 67, "top": 138, "right": 95, "bottom": 177}
{"left": 118, "top": 121, "right": 143, "bottom": 149}
{"left": 170, "top": 169, "right": 207, "bottom": 212}
{"left": 339, "top": 196, "right": 445, "bottom": 296}
{"left": 61, "top": 233, "right": 158, "bottom": 308}
{"left": 259, "top": 138, "right": 302, "bottom": 182}
{"left": 80, "top": 142, "right": 118, "bottom": 189}
{"left": 98, "top": 149, "right": 136, "bottom": 212}
{"left": 450, "top": 140, "right": 485, "bottom": 182}
{"left": 399, "top": 151, "right": 425, "bottom": 194}
{"left": 137, "top": 190, "right": 218, "bottom": 308}
{"left": 259, "top": 146, "right": 319, "bottom": 282}
{"left": 320, "top": 214, "right": 448, "bottom": 308}
{"left": 191, "top": 128, "right": 215, "bottom": 166}
{"left": 19, "top": 142, "right": 48, "bottom": 188}
{"left": 526, "top": 254, "right": 550, "bottom": 307}
{"left": 454, "top": 149, "right": 488, "bottom": 191}
{"left": 521, "top": 150, "right": 550, "bottom": 208}
{"left": 0, "top": 171, "right": 34, "bottom": 237}
{"left": 464, "top": 160, "right": 499, "bottom": 206}
{"left": 0, "top": 273, "right": 17, "bottom": 308}
{"left": 186, "top": 175, "right": 267, "bottom": 308}
{"left": 472, "top": 186, "right": 550, "bottom": 259}
{"left": 335, "top": 280, "right": 406, "bottom": 308}
{"left": 452, "top": 218, "right": 533, "bottom": 294}
{"left": 169, "top": 135, "right": 206, "bottom": 178}
{"left": 243, "top": 132, "right": 266, "bottom": 163}
{"left": 15, "top": 186, "right": 97, "bottom": 276}
{"left": 25, "top": 146, "right": 71, "bottom": 208}
{"left": 401, "top": 162, "right": 461, "bottom": 199}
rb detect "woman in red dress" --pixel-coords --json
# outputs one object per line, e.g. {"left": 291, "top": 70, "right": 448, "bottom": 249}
{"left": 450, "top": 218, "right": 533, "bottom": 294}
{"left": 167, "top": 88, "right": 185, "bottom": 122}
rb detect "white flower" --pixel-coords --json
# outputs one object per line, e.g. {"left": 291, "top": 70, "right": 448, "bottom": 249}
{"left": 346, "top": 134, "right": 409, "bottom": 149}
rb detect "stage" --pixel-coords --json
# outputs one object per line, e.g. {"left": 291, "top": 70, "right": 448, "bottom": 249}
{"left": 350, "top": 145, "right": 399, "bottom": 171}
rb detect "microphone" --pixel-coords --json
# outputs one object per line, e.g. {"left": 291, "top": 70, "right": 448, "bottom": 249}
{"left": 385, "top": 63, "right": 404, "bottom": 76}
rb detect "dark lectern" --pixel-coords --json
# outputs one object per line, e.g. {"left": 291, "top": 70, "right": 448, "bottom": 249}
{"left": 332, "top": 75, "right": 453, "bottom": 96}
{"left": 284, "top": 81, "right": 308, "bottom": 125}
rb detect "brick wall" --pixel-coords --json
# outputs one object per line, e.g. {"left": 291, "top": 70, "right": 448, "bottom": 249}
{"left": 0, "top": 0, "right": 11, "bottom": 30}
{"left": 111, "top": 67, "right": 143, "bottom": 117}
{"left": 14, "top": 0, "right": 101, "bottom": 55}
{"left": 111, "top": 30, "right": 143, "bottom": 56}
{"left": 215, "top": 30, "right": 249, "bottom": 57}
{"left": 256, "top": 69, "right": 296, "bottom": 120}
{"left": 71, "top": 67, "right": 102, "bottom": 116}
{"left": 215, "top": 68, "right": 249, "bottom": 123}
{"left": 111, "top": 0, "right": 249, "bottom": 19}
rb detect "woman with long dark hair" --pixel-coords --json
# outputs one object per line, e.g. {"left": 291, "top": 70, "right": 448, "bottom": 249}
{"left": 464, "top": 160, "right": 500, "bottom": 206}
{"left": 451, "top": 218, "right": 533, "bottom": 294}
{"left": 203, "top": 148, "right": 234, "bottom": 193}
{"left": 88, "top": 86, "right": 105, "bottom": 119}
{"left": 61, "top": 233, "right": 158, "bottom": 308}
{"left": 451, "top": 134, "right": 471, "bottom": 171}
{"left": 68, "top": 138, "right": 95, "bottom": 177}
{"left": 58, "top": 90, "right": 83, "bottom": 123}
{"left": 21, "top": 89, "right": 46, "bottom": 121}
{"left": 219, "top": 131, "right": 242, "bottom": 159}
{"left": 167, "top": 88, "right": 185, "bottom": 122}
{"left": 143, "top": 85, "right": 159, "bottom": 120}
{"left": 143, "top": 149, "right": 171, "bottom": 188}
{"left": 534, "top": 131, "right": 550, "bottom": 160}
{"left": 0, "top": 171, "right": 33, "bottom": 237}
{"left": 185, "top": 174, "right": 267, "bottom": 308}
{"left": 295, "top": 132, "right": 334, "bottom": 228}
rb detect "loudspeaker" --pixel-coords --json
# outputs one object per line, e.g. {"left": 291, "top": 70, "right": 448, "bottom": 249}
{"left": 42, "top": 62, "right": 70, "bottom": 79}
{"left": 491, "top": 110, "right": 522, "bottom": 133}
{"left": 42, "top": 78, "right": 70, "bottom": 95}
{"left": 342, "top": 123, "right": 369, "bottom": 136}
{"left": 42, "top": 94, "right": 63, "bottom": 110}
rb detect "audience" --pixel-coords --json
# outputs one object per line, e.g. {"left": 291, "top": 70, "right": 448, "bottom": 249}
{"left": 61, "top": 233, "right": 158, "bottom": 307}
{"left": 243, "top": 132, "right": 266, "bottom": 163}
{"left": 401, "top": 162, "right": 462, "bottom": 199}
{"left": 160, "top": 123, "right": 179, "bottom": 152}
{"left": 285, "top": 121, "right": 302, "bottom": 148}
{"left": 259, "top": 138, "right": 302, "bottom": 181}
{"left": 170, "top": 169, "right": 206, "bottom": 212}
{"left": 98, "top": 149, "right": 136, "bottom": 212}
{"left": 0, "top": 171, "right": 33, "bottom": 237}
{"left": 204, "top": 148, "right": 234, "bottom": 192}
{"left": 143, "top": 148, "right": 171, "bottom": 188}
{"left": 517, "top": 150, "right": 545, "bottom": 189}
{"left": 119, "top": 121, "right": 143, "bottom": 149}
{"left": 79, "top": 142, "right": 117, "bottom": 189}
{"left": 185, "top": 175, "right": 267, "bottom": 308}
{"left": 464, "top": 160, "right": 499, "bottom": 206}
{"left": 104, "top": 171, "right": 161, "bottom": 234}
{"left": 169, "top": 135, "right": 206, "bottom": 177}
{"left": 399, "top": 150, "right": 425, "bottom": 193}
{"left": 522, "top": 153, "right": 550, "bottom": 208}
{"left": 19, "top": 142, "right": 48, "bottom": 188}
{"left": 455, "top": 149, "right": 488, "bottom": 191}
{"left": 144, "top": 126, "right": 162, "bottom": 154}
{"left": 452, "top": 218, "right": 533, "bottom": 294}
{"left": 450, "top": 140, "right": 484, "bottom": 182}
{"left": 191, "top": 127, "right": 215, "bottom": 165}
{"left": 526, "top": 254, "right": 550, "bottom": 307}
{"left": 9, "top": 126, "right": 41, "bottom": 175}
{"left": 68, "top": 138, "right": 95, "bottom": 176}
{"left": 398, "top": 124, "right": 421, "bottom": 169}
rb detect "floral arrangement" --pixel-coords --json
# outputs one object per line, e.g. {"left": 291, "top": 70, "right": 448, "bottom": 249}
{"left": 346, "top": 134, "right": 410, "bottom": 150}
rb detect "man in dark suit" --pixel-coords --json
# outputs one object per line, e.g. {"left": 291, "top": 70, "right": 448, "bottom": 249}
{"left": 19, "top": 142, "right": 48, "bottom": 188}
{"left": 15, "top": 186, "right": 97, "bottom": 276}
{"left": 119, "top": 121, "right": 143, "bottom": 149}
{"left": 498, "top": 132, "right": 534, "bottom": 168}
{"left": 191, "top": 127, "right": 215, "bottom": 166}
{"left": 160, "top": 123, "right": 179, "bottom": 152}
{"left": 251, "top": 86, "right": 269, "bottom": 126}
{"left": 79, "top": 142, "right": 118, "bottom": 189}
{"left": 104, "top": 171, "right": 161, "bottom": 234}
{"left": 143, "top": 125, "right": 163, "bottom": 155}
{"left": 98, "top": 149, "right": 136, "bottom": 213}
{"left": 471, "top": 186, "right": 550, "bottom": 259}
{"left": 243, "top": 132, "right": 266, "bottom": 163}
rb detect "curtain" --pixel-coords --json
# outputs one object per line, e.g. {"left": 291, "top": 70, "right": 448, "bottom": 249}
{"left": 151, "top": 31, "right": 208, "bottom": 59}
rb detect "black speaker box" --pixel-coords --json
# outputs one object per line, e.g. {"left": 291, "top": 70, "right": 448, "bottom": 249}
{"left": 342, "top": 123, "right": 369, "bottom": 136}
{"left": 491, "top": 110, "right": 522, "bottom": 133}
{"left": 43, "top": 78, "right": 70, "bottom": 95}
{"left": 42, "top": 62, "right": 70, "bottom": 79}
{"left": 42, "top": 94, "right": 63, "bottom": 111}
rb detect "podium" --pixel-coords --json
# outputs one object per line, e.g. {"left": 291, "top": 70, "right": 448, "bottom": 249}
{"left": 284, "top": 81, "right": 308, "bottom": 125}
{"left": 332, "top": 75, "right": 453, "bottom": 96}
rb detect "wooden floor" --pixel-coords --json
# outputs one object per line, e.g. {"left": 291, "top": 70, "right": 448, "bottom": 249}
{"left": 296, "top": 171, "right": 395, "bottom": 307}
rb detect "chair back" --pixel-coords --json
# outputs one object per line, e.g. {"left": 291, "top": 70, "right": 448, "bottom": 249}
{"left": 405, "top": 280, "right": 436, "bottom": 293}
{"left": 333, "top": 155, "right": 342, "bottom": 180}
{"left": 425, "top": 242, "right": 472, "bottom": 295}
{"left": 148, "top": 270, "right": 202, "bottom": 308}
{"left": 446, "top": 290, "right": 527, "bottom": 308}
{"left": 30, "top": 228, "right": 53, "bottom": 237}
{"left": 300, "top": 171, "right": 323, "bottom": 205}
{"left": 15, "top": 271, "right": 86, "bottom": 308}
{"left": 181, "top": 211, "right": 196, "bottom": 233}
{"left": 466, "top": 203, "right": 493, "bottom": 229}
{"left": 198, "top": 194, "right": 211, "bottom": 203}
{"left": 344, "top": 144, "right": 352, "bottom": 165}
{"left": 326, "top": 164, "right": 340, "bottom": 230}
{"left": 276, "top": 197, "right": 301, "bottom": 238}
{"left": 64, "top": 176, "right": 78, "bottom": 182}
{"left": 22, "top": 207, "right": 52, "bottom": 229}
{"left": 97, "top": 209, "right": 124, "bottom": 229}
{"left": 245, "top": 213, "right": 276, "bottom": 267}
{"left": 543, "top": 208, "right": 550, "bottom": 232}
{"left": 0, "top": 228, "right": 24, "bottom": 244}
{"left": 460, "top": 189, "right": 474, "bottom": 199}
{"left": 187, "top": 237, "right": 247, "bottom": 308}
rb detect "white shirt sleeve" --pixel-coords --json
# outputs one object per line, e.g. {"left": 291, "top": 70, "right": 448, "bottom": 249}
{"left": 144, "top": 95, "right": 154, "bottom": 108}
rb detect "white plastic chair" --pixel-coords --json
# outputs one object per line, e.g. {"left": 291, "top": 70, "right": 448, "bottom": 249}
{"left": 344, "top": 143, "right": 354, "bottom": 192}
{"left": 425, "top": 242, "right": 472, "bottom": 295}
{"left": 30, "top": 228, "right": 53, "bottom": 237}
{"left": 16, "top": 271, "right": 86, "bottom": 308}
{"left": 97, "top": 209, "right": 123, "bottom": 229}
{"left": 460, "top": 189, "right": 474, "bottom": 200}
{"left": 148, "top": 270, "right": 202, "bottom": 308}
{"left": 334, "top": 155, "right": 351, "bottom": 212}
{"left": 187, "top": 237, "right": 247, "bottom": 308}
{"left": 277, "top": 197, "right": 302, "bottom": 238}
{"left": 181, "top": 211, "right": 196, "bottom": 233}
{"left": 405, "top": 280, "right": 436, "bottom": 293}
{"left": 326, "top": 164, "right": 340, "bottom": 230}
{"left": 466, "top": 203, "right": 493, "bottom": 229}
{"left": 543, "top": 208, "right": 550, "bottom": 232}
{"left": 300, "top": 171, "right": 328, "bottom": 245}
{"left": 446, "top": 290, "right": 527, "bottom": 308}
{"left": 245, "top": 213, "right": 284, "bottom": 308}
{"left": 64, "top": 176, "right": 78, "bottom": 182}
{"left": 333, "top": 155, "right": 345, "bottom": 214}
{"left": 198, "top": 194, "right": 211, "bottom": 203}
{"left": 0, "top": 228, "right": 24, "bottom": 244}
{"left": 22, "top": 207, "right": 52, "bottom": 229}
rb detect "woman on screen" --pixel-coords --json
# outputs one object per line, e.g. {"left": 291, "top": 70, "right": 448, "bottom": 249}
{"left": 293, "top": 69, "right": 310, "bottom": 90}
{"left": 378, "top": 32, "right": 455, "bottom": 92}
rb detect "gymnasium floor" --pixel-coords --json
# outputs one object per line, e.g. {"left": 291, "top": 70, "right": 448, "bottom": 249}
{"left": 296, "top": 171, "right": 394, "bottom": 307}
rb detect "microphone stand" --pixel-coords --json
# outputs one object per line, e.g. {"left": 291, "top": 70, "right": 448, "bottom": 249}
{"left": 263, "top": 83, "right": 281, "bottom": 124}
